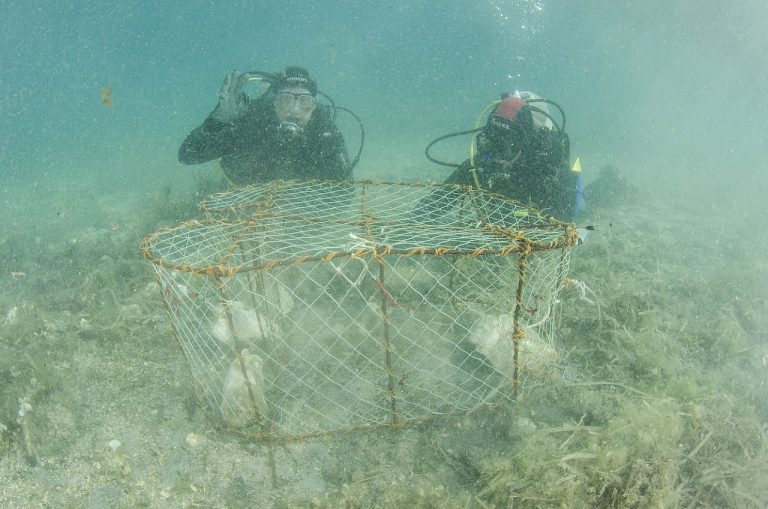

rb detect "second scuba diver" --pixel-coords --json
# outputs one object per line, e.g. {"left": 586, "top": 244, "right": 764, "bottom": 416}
{"left": 421, "top": 91, "right": 582, "bottom": 222}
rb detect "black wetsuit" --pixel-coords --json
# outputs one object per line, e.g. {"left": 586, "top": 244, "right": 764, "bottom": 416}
{"left": 179, "top": 99, "right": 351, "bottom": 186}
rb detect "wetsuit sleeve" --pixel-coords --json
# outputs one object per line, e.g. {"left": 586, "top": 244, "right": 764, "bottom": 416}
{"left": 443, "top": 160, "right": 476, "bottom": 187}
{"left": 315, "top": 128, "right": 352, "bottom": 180}
{"left": 552, "top": 165, "right": 578, "bottom": 221}
{"left": 178, "top": 115, "right": 237, "bottom": 165}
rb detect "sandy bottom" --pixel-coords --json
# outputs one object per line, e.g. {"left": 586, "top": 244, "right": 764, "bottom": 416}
{"left": 1, "top": 166, "right": 767, "bottom": 508}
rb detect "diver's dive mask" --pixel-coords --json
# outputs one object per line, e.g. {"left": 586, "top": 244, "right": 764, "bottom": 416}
{"left": 274, "top": 91, "right": 317, "bottom": 111}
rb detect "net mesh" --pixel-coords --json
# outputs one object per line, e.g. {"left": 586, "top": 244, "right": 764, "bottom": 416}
{"left": 141, "top": 180, "right": 578, "bottom": 441}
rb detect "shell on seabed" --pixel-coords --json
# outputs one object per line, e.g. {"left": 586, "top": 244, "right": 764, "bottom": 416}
{"left": 220, "top": 349, "right": 268, "bottom": 428}
{"left": 468, "top": 313, "right": 557, "bottom": 378}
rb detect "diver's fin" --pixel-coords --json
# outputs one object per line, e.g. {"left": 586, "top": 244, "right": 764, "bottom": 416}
{"left": 576, "top": 227, "right": 591, "bottom": 244}
{"left": 571, "top": 157, "right": 582, "bottom": 173}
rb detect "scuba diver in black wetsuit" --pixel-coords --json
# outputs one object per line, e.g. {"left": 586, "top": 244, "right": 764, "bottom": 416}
{"left": 179, "top": 66, "right": 363, "bottom": 186}
{"left": 418, "top": 91, "right": 583, "bottom": 222}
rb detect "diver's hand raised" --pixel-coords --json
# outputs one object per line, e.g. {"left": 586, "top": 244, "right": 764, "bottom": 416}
{"left": 211, "top": 70, "right": 250, "bottom": 123}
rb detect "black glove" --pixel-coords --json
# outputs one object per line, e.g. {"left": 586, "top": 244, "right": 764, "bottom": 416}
{"left": 211, "top": 70, "right": 250, "bottom": 124}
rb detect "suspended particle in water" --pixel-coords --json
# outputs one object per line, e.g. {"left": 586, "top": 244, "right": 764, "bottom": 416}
{"left": 101, "top": 86, "right": 113, "bottom": 107}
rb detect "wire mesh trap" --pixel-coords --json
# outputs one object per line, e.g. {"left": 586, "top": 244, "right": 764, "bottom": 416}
{"left": 141, "top": 180, "right": 579, "bottom": 441}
